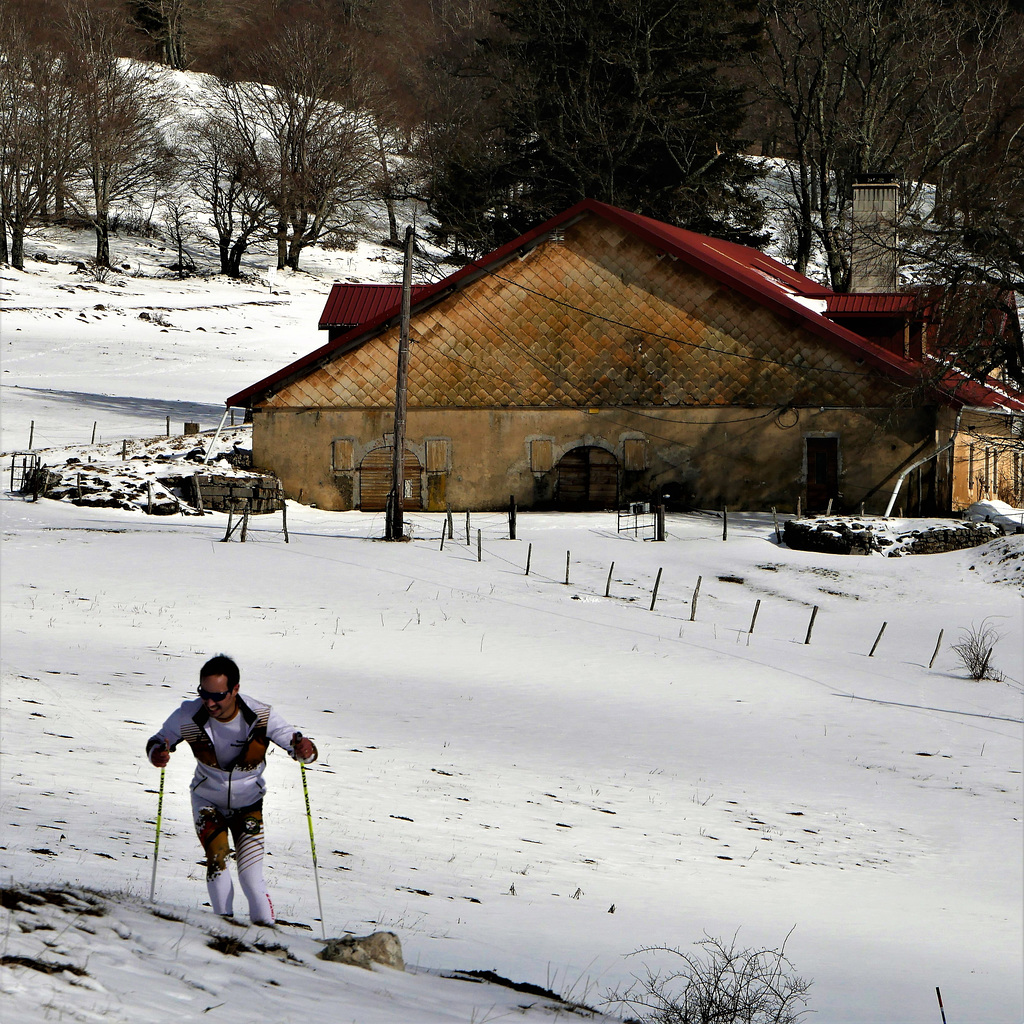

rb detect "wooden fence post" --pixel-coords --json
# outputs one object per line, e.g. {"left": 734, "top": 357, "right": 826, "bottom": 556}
{"left": 509, "top": 495, "right": 517, "bottom": 540}
{"left": 465, "top": 511, "right": 470, "bottom": 545}
{"left": 804, "top": 606, "right": 819, "bottom": 645}
{"left": 723, "top": 506, "right": 728, "bottom": 541}
{"left": 796, "top": 495, "right": 802, "bottom": 517}
{"left": 91, "top": 422, "right": 97, "bottom": 445}
{"left": 222, "top": 507, "right": 234, "bottom": 542}
{"left": 749, "top": 599, "right": 761, "bottom": 635}
{"left": 240, "top": 501, "right": 250, "bottom": 542}
{"left": 605, "top": 561, "right": 615, "bottom": 598}
{"left": 281, "top": 491, "right": 289, "bottom": 544}
{"left": 772, "top": 507, "right": 781, "bottom": 544}
{"left": 477, "top": 529, "right": 482, "bottom": 562}
{"left": 564, "top": 550, "right": 570, "bottom": 585}
{"left": 655, "top": 505, "right": 665, "bottom": 541}
{"left": 868, "top": 622, "right": 887, "bottom": 657}
{"left": 525, "top": 543, "right": 532, "bottom": 576}
{"left": 929, "top": 629, "right": 945, "bottom": 668}
{"left": 689, "top": 576, "right": 702, "bottom": 622}
{"left": 446, "top": 505, "right": 453, "bottom": 539}
{"left": 649, "top": 568, "right": 663, "bottom": 611}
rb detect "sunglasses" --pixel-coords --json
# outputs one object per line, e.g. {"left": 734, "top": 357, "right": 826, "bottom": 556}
{"left": 198, "top": 686, "right": 232, "bottom": 702}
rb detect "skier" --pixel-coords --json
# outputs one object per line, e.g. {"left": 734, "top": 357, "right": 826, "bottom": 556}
{"left": 146, "top": 654, "right": 317, "bottom": 925}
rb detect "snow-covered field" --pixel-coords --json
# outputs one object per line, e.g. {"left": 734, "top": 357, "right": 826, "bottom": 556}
{"left": 2, "top": 212, "right": 1023, "bottom": 1023}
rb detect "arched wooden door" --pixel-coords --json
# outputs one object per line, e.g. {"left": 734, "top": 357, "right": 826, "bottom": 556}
{"left": 359, "top": 447, "right": 422, "bottom": 511}
{"left": 556, "top": 446, "right": 619, "bottom": 510}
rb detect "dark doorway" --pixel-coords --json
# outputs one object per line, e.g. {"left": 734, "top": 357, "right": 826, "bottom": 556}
{"left": 359, "top": 447, "right": 422, "bottom": 511}
{"left": 805, "top": 437, "right": 839, "bottom": 511}
{"left": 556, "top": 446, "right": 619, "bottom": 509}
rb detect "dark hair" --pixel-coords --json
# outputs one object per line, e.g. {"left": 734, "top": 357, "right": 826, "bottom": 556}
{"left": 200, "top": 654, "right": 240, "bottom": 689}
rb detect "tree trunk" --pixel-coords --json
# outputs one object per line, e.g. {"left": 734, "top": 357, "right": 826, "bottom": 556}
{"left": 11, "top": 217, "right": 25, "bottom": 270}
{"left": 95, "top": 210, "right": 111, "bottom": 266}
{"left": 275, "top": 216, "right": 288, "bottom": 270}
{"left": 378, "top": 136, "right": 399, "bottom": 244}
{"left": 286, "top": 212, "right": 307, "bottom": 270}
{"left": 227, "top": 237, "right": 247, "bottom": 277}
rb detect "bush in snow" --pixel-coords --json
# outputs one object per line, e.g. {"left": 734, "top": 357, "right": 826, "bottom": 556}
{"left": 952, "top": 619, "right": 1004, "bottom": 681}
{"left": 607, "top": 932, "right": 811, "bottom": 1024}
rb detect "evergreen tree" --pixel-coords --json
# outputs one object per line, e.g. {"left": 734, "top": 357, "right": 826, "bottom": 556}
{"left": 425, "top": 0, "right": 766, "bottom": 252}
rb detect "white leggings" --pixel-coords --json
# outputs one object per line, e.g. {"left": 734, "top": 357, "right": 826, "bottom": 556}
{"left": 193, "top": 796, "right": 274, "bottom": 925}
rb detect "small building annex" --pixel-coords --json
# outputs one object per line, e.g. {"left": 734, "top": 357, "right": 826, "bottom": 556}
{"left": 226, "top": 199, "right": 1024, "bottom": 514}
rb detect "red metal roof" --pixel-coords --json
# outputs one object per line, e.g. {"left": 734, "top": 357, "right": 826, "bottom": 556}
{"left": 226, "top": 199, "right": 1024, "bottom": 413}
{"left": 826, "top": 293, "right": 919, "bottom": 316}
{"left": 319, "top": 283, "right": 432, "bottom": 329}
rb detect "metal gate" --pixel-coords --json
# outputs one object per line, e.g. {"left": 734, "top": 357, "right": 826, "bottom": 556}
{"left": 7, "top": 453, "right": 41, "bottom": 495}
{"left": 358, "top": 447, "right": 422, "bottom": 511}
{"left": 556, "top": 446, "right": 619, "bottom": 510}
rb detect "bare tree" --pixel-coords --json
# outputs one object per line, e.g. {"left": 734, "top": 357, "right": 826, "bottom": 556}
{"left": 63, "top": 1, "right": 172, "bottom": 266}
{"left": 364, "top": 79, "right": 424, "bottom": 246}
{"left": 160, "top": 192, "right": 195, "bottom": 276}
{"left": 753, "top": 0, "right": 1017, "bottom": 289}
{"left": 131, "top": 0, "right": 194, "bottom": 69}
{"left": 176, "top": 114, "right": 268, "bottom": 276}
{"left": 0, "top": 5, "right": 82, "bottom": 268}
{"left": 217, "top": 16, "right": 375, "bottom": 271}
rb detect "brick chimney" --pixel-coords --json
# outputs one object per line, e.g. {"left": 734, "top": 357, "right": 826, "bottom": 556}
{"left": 850, "top": 178, "right": 900, "bottom": 292}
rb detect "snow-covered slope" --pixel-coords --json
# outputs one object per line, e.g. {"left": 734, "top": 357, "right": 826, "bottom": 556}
{"left": 1, "top": 498, "right": 1021, "bottom": 1023}
{"left": 2, "top": 66, "right": 1022, "bottom": 1022}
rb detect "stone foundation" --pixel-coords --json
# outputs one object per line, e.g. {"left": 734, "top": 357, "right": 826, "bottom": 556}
{"left": 784, "top": 517, "right": 1001, "bottom": 556}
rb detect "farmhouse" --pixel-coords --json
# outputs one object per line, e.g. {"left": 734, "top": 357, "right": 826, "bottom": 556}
{"left": 227, "top": 199, "right": 1024, "bottom": 514}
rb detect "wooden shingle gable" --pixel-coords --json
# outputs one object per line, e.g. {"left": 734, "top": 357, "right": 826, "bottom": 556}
{"left": 227, "top": 199, "right": 1024, "bottom": 414}
{"left": 261, "top": 216, "right": 902, "bottom": 412}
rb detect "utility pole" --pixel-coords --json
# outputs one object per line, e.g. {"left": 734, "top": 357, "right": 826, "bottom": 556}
{"left": 387, "top": 225, "right": 415, "bottom": 540}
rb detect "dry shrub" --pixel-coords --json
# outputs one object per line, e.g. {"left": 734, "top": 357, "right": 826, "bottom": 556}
{"left": 608, "top": 932, "right": 811, "bottom": 1024}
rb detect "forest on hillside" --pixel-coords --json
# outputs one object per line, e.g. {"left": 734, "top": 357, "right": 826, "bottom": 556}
{"left": 2, "top": 0, "right": 1022, "bottom": 383}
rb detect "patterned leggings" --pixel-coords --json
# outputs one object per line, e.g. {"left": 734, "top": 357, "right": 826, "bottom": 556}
{"left": 193, "top": 799, "right": 274, "bottom": 925}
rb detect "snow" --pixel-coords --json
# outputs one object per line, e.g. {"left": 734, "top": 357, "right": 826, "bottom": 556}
{"left": 1, "top": 498, "right": 1020, "bottom": 1023}
{"left": 968, "top": 500, "right": 1024, "bottom": 531}
{"left": 3, "top": 205, "right": 1023, "bottom": 1021}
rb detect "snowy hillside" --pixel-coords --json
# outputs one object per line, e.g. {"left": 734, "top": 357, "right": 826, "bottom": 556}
{"left": 2, "top": 64, "right": 1023, "bottom": 1024}
{"left": 2, "top": 493, "right": 1021, "bottom": 1023}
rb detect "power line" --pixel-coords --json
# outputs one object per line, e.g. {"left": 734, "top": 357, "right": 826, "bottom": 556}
{"left": 414, "top": 253, "right": 820, "bottom": 428}
{"left": 411, "top": 245, "right": 900, "bottom": 392}
{"left": 490, "top": 271, "right": 882, "bottom": 380}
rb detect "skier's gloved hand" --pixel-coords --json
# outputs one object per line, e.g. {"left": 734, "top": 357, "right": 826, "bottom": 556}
{"left": 149, "top": 739, "right": 170, "bottom": 767}
{"left": 291, "top": 732, "right": 317, "bottom": 763}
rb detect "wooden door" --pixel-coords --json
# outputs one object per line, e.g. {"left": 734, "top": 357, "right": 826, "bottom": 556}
{"left": 556, "top": 447, "right": 619, "bottom": 510}
{"left": 805, "top": 437, "right": 839, "bottom": 511}
{"left": 359, "top": 447, "right": 422, "bottom": 511}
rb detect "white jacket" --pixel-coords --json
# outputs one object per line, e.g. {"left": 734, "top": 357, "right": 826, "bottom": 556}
{"left": 147, "top": 694, "right": 316, "bottom": 812}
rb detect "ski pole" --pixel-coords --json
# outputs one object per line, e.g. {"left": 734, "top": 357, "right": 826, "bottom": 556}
{"left": 300, "top": 760, "right": 326, "bottom": 939}
{"left": 150, "top": 765, "right": 166, "bottom": 901}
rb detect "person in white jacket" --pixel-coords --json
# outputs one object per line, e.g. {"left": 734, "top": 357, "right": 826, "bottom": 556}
{"left": 147, "top": 654, "right": 317, "bottom": 925}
